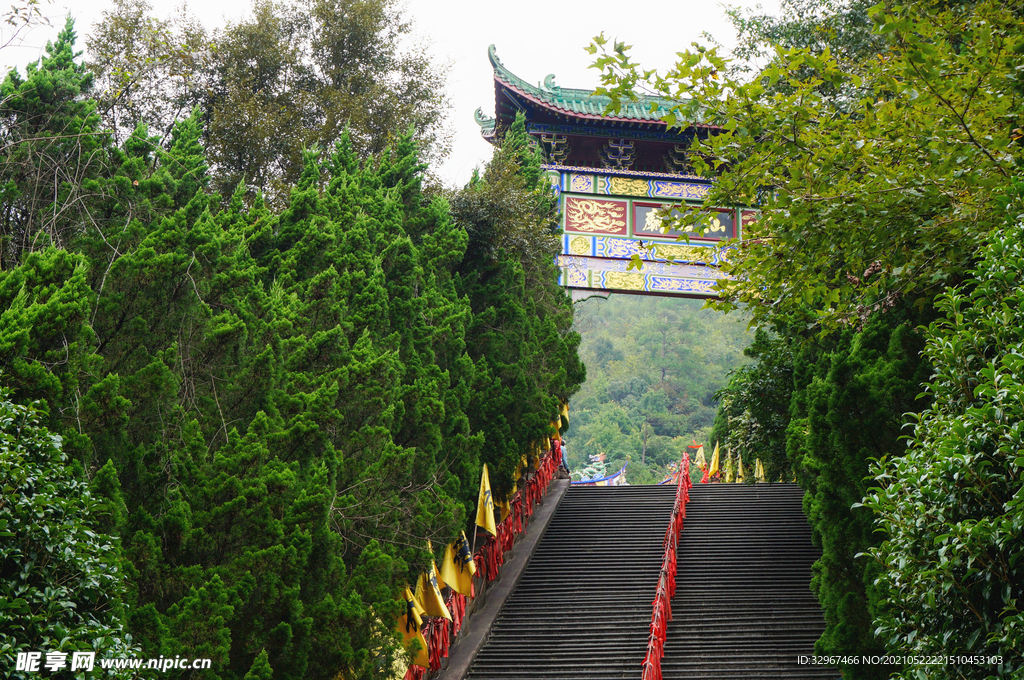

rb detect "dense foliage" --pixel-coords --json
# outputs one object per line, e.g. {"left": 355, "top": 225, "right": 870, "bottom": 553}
{"left": 0, "top": 392, "right": 135, "bottom": 678}
{"left": 0, "top": 20, "right": 581, "bottom": 679}
{"left": 709, "top": 329, "right": 792, "bottom": 481}
{"left": 864, "top": 187, "right": 1024, "bottom": 678}
{"left": 451, "top": 113, "right": 584, "bottom": 501}
{"left": 589, "top": 0, "right": 1024, "bottom": 676}
{"left": 593, "top": 0, "right": 1022, "bottom": 333}
{"left": 568, "top": 295, "right": 749, "bottom": 484}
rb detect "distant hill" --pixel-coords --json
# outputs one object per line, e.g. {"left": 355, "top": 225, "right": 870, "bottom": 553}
{"left": 567, "top": 294, "right": 750, "bottom": 484}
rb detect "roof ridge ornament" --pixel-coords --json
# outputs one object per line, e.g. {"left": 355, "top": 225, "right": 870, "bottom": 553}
{"left": 474, "top": 108, "right": 495, "bottom": 127}
{"left": 542, "top": 74, "right": 559, "bottom": 92}
{"left": 487, "top": 44, "right": 503, "bottom": 70}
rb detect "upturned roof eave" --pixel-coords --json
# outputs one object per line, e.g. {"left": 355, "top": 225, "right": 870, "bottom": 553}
{"left": 496, "top": 79, "right": 704, "bottom": 129}
{"left": 486, "top": 44, "right": 721, "bottom": 131}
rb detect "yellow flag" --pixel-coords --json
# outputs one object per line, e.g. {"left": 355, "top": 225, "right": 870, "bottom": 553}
{"left": 457, "top": 530, "right": 477, "bottom": 579}
{"left": 428, "top": 542, "right": 445, "bottom": 590}
{"left": 737, "top": 453, "right": 745, "bottom": 483}
{"left": 397, "top": 587, "right": 429, "bottom": 667}
{"left": 560, "top": 401, "right": 569, "bottom": 427}
{"left": 499, "top": 497, "right": 511, "bottom": 522}
{"left": 755, "top": 458, "right": 766, "bottom": 483}
{"left": 709, "top": 441, "right": 720, "bottom": 477}
{"left": 694, "top": 445, "right": 707, "bottom": 471}
{"left": 439, "top": 542, "right": 459, "bottom": 593}
{"left": 551, "top": 419, "right": 561, "bottom": 441}
{"left": 476, "top": 464, "right": 496, "bottom": 536}
{"left": 416, "top": 564, "right": 452, "bottom": 620}
{"left": 439, "top": 544, "right": 468, "bottom": 596}
{"left": 441, "top": 532, "right": 476, "bottom": 596}
{"left": 725, "top": 448, "right": 734, "bottom": 484}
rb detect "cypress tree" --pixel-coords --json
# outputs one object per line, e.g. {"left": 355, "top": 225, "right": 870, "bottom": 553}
{"left": 788, "top": 311, "right": 931, "bottom": 678}
{"left": 0, "top": 24, "right": 585, "bottom": 678}
{"left": 452, "top": 112, "right": 585, "bottom": 504}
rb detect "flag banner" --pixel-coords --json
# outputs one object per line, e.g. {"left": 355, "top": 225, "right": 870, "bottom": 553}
{"left": 755, "top": 458, "right": 766, "bottom": 483}
{"left": 695, "top": 445, "right": 709, "bottom": 483}
{"left": 737, "top": 453, "right": 745, "bottom": 483}
{"left": 709, "top": 442, "right": 720, "bottom": 479}
{"left": 397, "top": 587, "right": 429, "bottom": 667}
{"left": 428, "top": 542, "right": 445, "bottom": 590}
{"left": 457, "top": 531, "right": 477, "bottom": 577}
{"left": 476, "top": 464, "right": 496, "bottom": 536}
{"left": 440, "top": 533, "right": 475, "bottom": 596}
{"left": 416, "top": 565, "right": 452, "bottom": 621}
{"left": 440, "top": 543, "right": 465, "bottom": 596}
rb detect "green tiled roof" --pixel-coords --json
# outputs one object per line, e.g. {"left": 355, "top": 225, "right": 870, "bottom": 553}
{"left": 486, "top": 44, "right": 687, "bottom": 125}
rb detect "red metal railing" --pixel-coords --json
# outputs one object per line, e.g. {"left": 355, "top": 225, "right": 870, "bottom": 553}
{"left": 404, "top": 441, "right": 563, "bottom": 678}
{"left": 641, "top": 454, "right": 691, "bottom": 680}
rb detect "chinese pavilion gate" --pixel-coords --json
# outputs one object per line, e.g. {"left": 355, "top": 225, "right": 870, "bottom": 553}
{"left": 476, "top": 46, "right": 754, "bottom": 300}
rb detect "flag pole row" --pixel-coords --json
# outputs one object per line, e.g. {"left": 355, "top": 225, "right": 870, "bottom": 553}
{"left": 693, "top": 441, "right": 768, "bottom": 484}
{"left": 399, "top": 403, "right": 569, "bottom": 677}
{"left": 642, "top": 453, "right": 692, "bottom": 680}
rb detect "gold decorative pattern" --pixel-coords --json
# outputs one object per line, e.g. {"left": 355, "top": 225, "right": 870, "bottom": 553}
{"left": 542, "top": 163, "right": 706, "bottom": 182}
{"left": 570, "top": 175, "right": 593, "bottom": 192}
{"left": 565, "top": 197, "right": 628, "bottom": 234}
{"left": 569, "top": 236, "right": 590, "bottom": 255}
{"left": 651, "top": 244, "right": 713, "bottom": 262}
{"left": 650, "top": 277, "right": 718, "bottom": 293}
{"left": 604, "top": 272, "right": 645, "bottom": 290}
{"left": 609, "top": 177, "right": 649, "bottom": 196}
{"left": 652, "top": 181, "right": 710, "bottom": 200}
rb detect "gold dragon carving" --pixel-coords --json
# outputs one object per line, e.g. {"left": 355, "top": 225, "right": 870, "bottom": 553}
{"left": 565, "top": 198, "right": 627, "bottom": 234}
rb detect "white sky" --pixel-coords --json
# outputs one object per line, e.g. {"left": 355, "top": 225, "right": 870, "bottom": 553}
{"left": 4, "top": 0, "right": 779, "bottom": 188}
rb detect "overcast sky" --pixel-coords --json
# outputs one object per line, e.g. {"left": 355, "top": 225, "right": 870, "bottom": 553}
{"left": 4, "top": 0, "right": 779, "bottom": 188}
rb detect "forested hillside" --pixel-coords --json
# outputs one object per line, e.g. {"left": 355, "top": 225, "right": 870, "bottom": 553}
{"left": 0, "top": 14, "right": 582, "bottom": 680}
{"left": 568, "top": 295, "right": 749, "bottom": 484}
